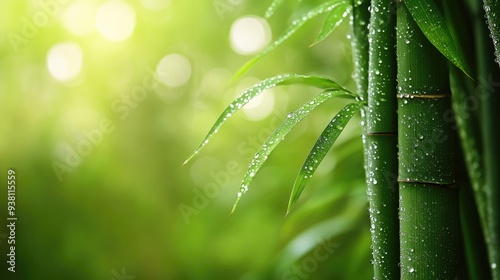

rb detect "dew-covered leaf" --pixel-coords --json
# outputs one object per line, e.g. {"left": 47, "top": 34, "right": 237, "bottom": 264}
{"left": 265, "top": 0, "right": 286, "bottom": 18}
{"left": 287, "top": 102, "right": 361, "bottom": 214}
{"left": 450, "top": 66, "right": 487, "bottom": 227}
{"left": 483, "top": 0, "right": 500, "bottom": 67}
{"left": 233, "top": 0, "right": 346, "bottom": 81}
{"left": 184, "top": 74, "right": 348, "bottom": 165}
{"left": 229, "top": 90, "right": 355, "bottom": 215}
{"left": 311, "top": 1, "right": 352, "bottom": 46}
{"left": 404, "top": 0, "right": 471, "bottom": 77}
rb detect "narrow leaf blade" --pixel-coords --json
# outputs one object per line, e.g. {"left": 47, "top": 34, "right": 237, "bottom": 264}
{"left": 483, "top": 0, "right": 500, "bottom": 67}
{"left": 230, "top": 90, "right": 355, "bottom": 215}
{"left": 404, "top": 0, "right": 471, "bottom": 77}
{"left": 265, "top": 0, "right": 286, "bottom": 18}
{"left": 450, "top": 67, "right": 487, "bottom": 228}
{"left": 184, "top": 74, "right": 346, "bottom": 165}
{"left": 233, "top": 0, "right": 345, "bottom": 81}
{"left": 287, "top": 102, "right": 360, "bottom": 214}
{"left": 311, "top": 1, "right": 352, "bottom": 46}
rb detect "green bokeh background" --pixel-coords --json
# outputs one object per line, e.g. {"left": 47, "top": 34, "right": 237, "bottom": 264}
{"left": 0, "top": 0, "right": 372, "bottom": 279}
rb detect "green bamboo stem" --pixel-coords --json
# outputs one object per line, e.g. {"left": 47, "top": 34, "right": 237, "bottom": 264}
{"left": 397, "top": 3, "right": 460, "bottom": 279}
{"left": 351, "top": 0, "right": 370, "bottom": 101}
{"left": 365, "top": 0, "right": 399, "bottom": 278}
{"left": 473, "top": 3, "right": 500, "bottom": 277}
{"left": 449, "top": 1, "right": 491, "bottom": 277}
{"left": 459, "top": 165, "right": 491, "bottom": 280}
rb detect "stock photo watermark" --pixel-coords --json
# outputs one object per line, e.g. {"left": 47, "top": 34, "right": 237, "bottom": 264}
{"left": 52, "top": 67, "right": 161, "bottom": 182}
{"left": 111, "top": 267, "right": 135, "bottom": 280}
{"left": 6, "top": 169, "right": 17, "bottom": 273}
{"left": 179, "top": 106, "right": 287, "bottom": 224}
{"left": 8, "top": 0, "right": 71, "bottom": 53}
{"left": 214, "top": 0, "right": 244, "bottom": 20}
{"left": 282, "top": 237, "right": 340, "bottom": 280}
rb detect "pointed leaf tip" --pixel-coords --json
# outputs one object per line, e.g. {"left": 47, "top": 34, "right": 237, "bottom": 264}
{"left": 287, "top": 102, "right": 361, "bottom": 211}
{"left": 186, "top": 74, "right": 346, "bottom": 163}
{"left": 230, "top": 89, "right": 355, "bottom": 214}
{"left": 310, "top": 1, "right": 351, "bottom": 47}
{"left": 404, "top": 0, "right": 472, "bottom": 77}
{"left": 233, "top": 0, "right": 347, "bottom": 80}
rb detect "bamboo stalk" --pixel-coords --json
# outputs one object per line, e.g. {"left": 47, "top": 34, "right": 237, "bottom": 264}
{"left": 351, "top": 0, "right": 370, "bottom": 101}
{"left": 365, "top": 0, "right": 399, "bottom": 278}
{"left": 397, "top": 2, "right": 461, "bottom": 279}
{"left": 477, "top": 17, "right": 500, "bottom": 280}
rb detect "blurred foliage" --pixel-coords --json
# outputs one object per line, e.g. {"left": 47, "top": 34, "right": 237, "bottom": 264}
{"left": 0, "top": 0, "right": 370, "bottom": 279}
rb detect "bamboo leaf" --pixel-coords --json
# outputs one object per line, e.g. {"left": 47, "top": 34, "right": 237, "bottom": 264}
{"left": 230, "top": 90, "right": 355, "bottom": 215}
{"left": 265, "top": 0, "right": 286, "bottom": 18}
{"left": 310, "top": 1, "right": 352, "bottom": 46}
{"left": 287, "top": 102, "right": 361, "bottom": 214}
{"left": 483, "top": 0, "right": 500, "bottom": 68}
{"left": 450, "top": 67, "right": 487, "bottom": 233}
{"left": 233, "top": 0, "right": 346, "bottom": 81}
{"left": 404, "top": 0, "right": 472, "bottom": 77}
{"left": 184, "top": 74, "right": 348, "bottom": 165}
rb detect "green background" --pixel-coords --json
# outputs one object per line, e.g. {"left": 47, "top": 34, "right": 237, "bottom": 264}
{"left": 0, "top": 0, "right": 372, "bottom": 279}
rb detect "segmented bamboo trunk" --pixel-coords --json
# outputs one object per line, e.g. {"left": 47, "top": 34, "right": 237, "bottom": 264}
{"left": 397, "top": 2, "right": 461, "bottom": 279}
{"left": 365, "top": 0, "right": 399, "bottom": 278}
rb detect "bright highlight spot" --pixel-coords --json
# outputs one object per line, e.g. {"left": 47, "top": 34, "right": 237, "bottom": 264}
{"left": 62, "top": 2, "right": 98, "bottom": 36}
{"left": 96, "top": 0, "right": 136, "bottom": 42}
{"left": 230, "top": 16, "right": 271, "bottom": 55}
{"left": 141, "top": 0, "right": 170, "bottom": 11}
{"left": 155, "top": 54, "right": 191, "bottom": 87}
{"left": 237, "top": 78, "right": 275, "bottom": 121}
{"left": 47, "top": 42, "right": 83, "bottom": 81}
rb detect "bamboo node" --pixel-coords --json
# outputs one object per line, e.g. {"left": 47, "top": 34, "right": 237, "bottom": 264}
{"left": 397, "top": 178, "right": 457, "bottom": 188}
{"left": 365, "top": 132, "right": 397, "bottom": 136}
{"left": 397, "top": 93, "right": 451, "bottom": 99}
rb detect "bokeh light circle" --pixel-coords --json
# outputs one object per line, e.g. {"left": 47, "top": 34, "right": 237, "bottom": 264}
{"left": 46, "top": 42, "right": 83, "bottom": 81}
{"left": 62, "top": 2, "right": 98, "bottom": 36}
{"left": 95, "top": 0, "right": 136, "bottom": 42}
{"left": 230, "top": 16, "right": 271, "bottom": 55}
{"left": 236, "top": 78, "right": 275, "bottom": 121}
{"left": 155, "top": 54, "right": 192, "bottom": 87}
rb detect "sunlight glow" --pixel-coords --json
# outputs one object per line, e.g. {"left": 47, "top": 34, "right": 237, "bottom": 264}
{"left": 155, "top": 54, "right": 192, "bottom": 87}
{"left": 141, "top": 0, "right": 170, "bottom": 11}
{"left": 47, "top": 42, "right": 83, "bottom": 81}
{"left": 230, "top": 16, "right": 271, "bottom": 55}
{"left": 62, "top": 2, "right": 98, "bottom": 36}
{"left": 237, "top": 78, "right": 275, "bottom": 121}
{"left": 96, "top": 0, "right": 136, "bottom": 42}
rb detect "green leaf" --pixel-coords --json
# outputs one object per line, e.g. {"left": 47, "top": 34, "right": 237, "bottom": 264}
{"left": 310, "top": 1, "right": 352, "bottom": 46}
{"left": 265, "top": 0, "right": 286, "bottom": 18}
{"left": 233, "top": 0, "right": 346, "bottom": 81}
{"left": 229, "top": 90, "right": 355, "bottom": 215}
{"left": 483, "top": 0, "right": 500, "bottom": 67}
{"left": 404, "top": 0, "right": 472, "bottom": 77}
{"left": 184, "top": 74, "right": 348, "bottom": 165}
{"left": 450, "top": 66, "right": 487, "bottom": 229}
{"left": 287, "top": 102, "right": 360, "bottom": 214}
